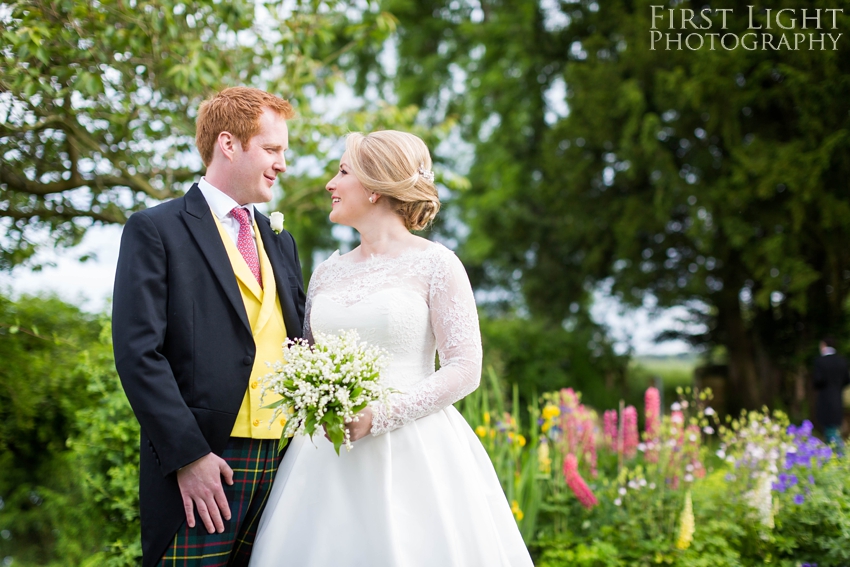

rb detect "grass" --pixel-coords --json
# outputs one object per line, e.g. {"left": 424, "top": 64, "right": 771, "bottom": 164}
{"left": 627, "top": 354, "right": 699, "bottom": 407}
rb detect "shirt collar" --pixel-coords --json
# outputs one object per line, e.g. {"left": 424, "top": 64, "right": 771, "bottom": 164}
{"left": 198, "top": 177, "right": 256, "bottom": 223}
{"left": 822, "top": 347, "right": 837, "bottom": 356}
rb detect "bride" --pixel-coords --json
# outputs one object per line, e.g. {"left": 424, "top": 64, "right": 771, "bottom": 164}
{"left": 249, "top": 130, "right": 533, "bottom": 566}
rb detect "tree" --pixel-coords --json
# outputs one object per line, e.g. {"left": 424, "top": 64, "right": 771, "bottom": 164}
{"left": 381, "top": 0, "right": 850, "bottom": 411}
{"left": 0, "top": 0, "right": 399, "bottom": 270}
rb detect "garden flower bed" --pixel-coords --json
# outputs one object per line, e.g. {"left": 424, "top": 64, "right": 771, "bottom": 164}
{"left": 457, "top": 369, "right": 850, "bottom": 566}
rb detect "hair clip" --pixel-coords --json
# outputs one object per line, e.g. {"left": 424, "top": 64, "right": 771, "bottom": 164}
{"left": 418, "top": 163, "right": 435, "bottom": 183}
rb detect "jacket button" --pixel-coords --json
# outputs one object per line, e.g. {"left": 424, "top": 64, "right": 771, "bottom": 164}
{"left": 251, "top": 381, "right": 258, "bottom": 389}
{"left": 253, "top": 419, "right": 260, "bottom": 427}
{"left": 242, "top": 356, "right": 253, "bottom": 366}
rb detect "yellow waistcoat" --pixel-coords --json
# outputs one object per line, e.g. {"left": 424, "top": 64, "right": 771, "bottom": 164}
{"left": 212, "top": 215, "right": 286, "bottom": 439}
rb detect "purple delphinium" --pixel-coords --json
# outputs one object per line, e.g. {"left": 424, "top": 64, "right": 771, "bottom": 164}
{"left": 772, "top": 473, "right": 799, "bottom": 493}
{"left": 772, "top": 421, "right": 834, "bottom": 503}
{"left": 785, "top": 421, "right": 832, "bottom": 470}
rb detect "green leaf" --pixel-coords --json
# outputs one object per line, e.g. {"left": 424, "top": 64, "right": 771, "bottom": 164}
{"left": 304, "top": 413, "right": 317, "bottom": 436}
{"left": 277, "top": 434, "right": 291, "bottom": 453}
{"left": 260, "top": 398, "right": 286, "bottom": 410}
{"left": 326, "top": 422, "right": 345, "bottom": 456}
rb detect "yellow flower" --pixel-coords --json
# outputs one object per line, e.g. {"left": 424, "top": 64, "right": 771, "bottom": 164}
{"left": 517, "top": 434, "right": 527, "bottom": 447}
{"left": 489, "top": 429, "right": 496, "bottom": 438}
{"left": 676, "top": 491, "right": 694, "bottom": 550}
{"left": 511, "top": 500, "right": 524, "bottom": 521}
{"left": 538, "top": 441, "right": 551, "bottom": 474}
{"left": 475, "top": 425, "right": 487, "bottom": 438}
{"left": 542, "top": 404, "right": 561, "bottom": 420}
{"left": 483, "top": 411, "right": 491, "bottom": 425}
{"left": 541, "top": 421, "right": 551, "bottom": 433}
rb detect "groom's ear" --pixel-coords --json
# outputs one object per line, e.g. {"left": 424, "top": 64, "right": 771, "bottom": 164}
{"left": 216, "top": 131, "right": 238, "bottom": 162}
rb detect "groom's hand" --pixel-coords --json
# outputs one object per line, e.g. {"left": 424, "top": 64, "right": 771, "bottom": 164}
{"left": 176, "top": 452, "right": 235, "bottom": 534}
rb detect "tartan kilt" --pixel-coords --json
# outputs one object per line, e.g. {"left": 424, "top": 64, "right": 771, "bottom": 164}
{"left": 158, "top": 437, "right": 280, "bottom": 567}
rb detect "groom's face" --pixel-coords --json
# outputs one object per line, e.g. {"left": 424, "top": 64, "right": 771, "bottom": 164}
{"left": 231, "top": 107, "right": 289, "bottom": 204}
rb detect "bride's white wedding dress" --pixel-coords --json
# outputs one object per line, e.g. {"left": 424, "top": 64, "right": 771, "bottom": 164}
{"left": 249, "top": 243, "right": 533, "bottom": 566}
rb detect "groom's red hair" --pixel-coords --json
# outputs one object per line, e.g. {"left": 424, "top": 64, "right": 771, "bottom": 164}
{"left": 195, "top": 87, "right": 295, "bottom": 166}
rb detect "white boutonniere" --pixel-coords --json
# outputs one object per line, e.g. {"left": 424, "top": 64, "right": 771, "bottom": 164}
{"left": 270, "top": 211, "right": 284, "bottom": 234}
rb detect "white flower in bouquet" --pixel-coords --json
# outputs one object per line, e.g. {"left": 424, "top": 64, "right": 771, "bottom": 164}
{"left": 261, "top": 329, "right": 391, "bottom": 454}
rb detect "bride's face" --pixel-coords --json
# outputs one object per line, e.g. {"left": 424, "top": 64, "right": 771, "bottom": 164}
{"left": 326, "top": 152, "right": 372, "bottom": 226}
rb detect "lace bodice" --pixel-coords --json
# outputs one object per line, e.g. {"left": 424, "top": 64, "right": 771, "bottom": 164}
{"left": 304, "top": 243, "right": 483, "bottom": 436}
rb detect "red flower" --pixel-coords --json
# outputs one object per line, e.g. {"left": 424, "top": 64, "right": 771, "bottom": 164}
{"left": 563, "top": 454, "right": 598, "bottom": 509}
{"left": 644, "top": 387, "right": 660, "bottom": 437}
{"left": 603, "top": 409, "right": 618, "bottom": 449}
{"left": 623, "top": 406, "right": 638, "bottom": 458}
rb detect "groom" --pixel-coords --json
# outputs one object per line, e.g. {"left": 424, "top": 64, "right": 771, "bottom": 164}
{"left": 113, "top": 87, "right": 306, "bottom": 567}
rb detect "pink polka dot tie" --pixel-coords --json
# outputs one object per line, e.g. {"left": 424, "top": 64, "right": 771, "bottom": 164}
{"left": 230, "top": 207, "right": 262, "bottom": 287}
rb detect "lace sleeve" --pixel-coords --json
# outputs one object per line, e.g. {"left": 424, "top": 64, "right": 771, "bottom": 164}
{"left": 370, "top": 250, "right": 483, "bottom": 435}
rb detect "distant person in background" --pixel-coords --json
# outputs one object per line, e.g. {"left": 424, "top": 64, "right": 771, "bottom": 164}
{"left": 813, "top": 336, "right": 850, "bottom": 456}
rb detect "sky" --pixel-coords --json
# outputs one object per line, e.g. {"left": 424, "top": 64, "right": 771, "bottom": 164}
{"left": 1, "top": 222, "right": 696, "bottom": 356}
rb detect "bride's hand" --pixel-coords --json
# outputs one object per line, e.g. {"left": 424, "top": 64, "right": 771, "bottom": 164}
{"left": 322, "top": 407, "right": 374, "bottom": 444}
{"left": 345, "top": 406, "right": 373, "bottom": 443}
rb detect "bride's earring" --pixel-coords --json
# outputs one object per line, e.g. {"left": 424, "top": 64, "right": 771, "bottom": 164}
{"left": 369, "top": 195, "right": 375, "bottom": 203}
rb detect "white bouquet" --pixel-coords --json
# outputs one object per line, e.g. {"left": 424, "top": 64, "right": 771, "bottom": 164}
{"left": 261, "top": 329, "right": 391, "bottom": 454}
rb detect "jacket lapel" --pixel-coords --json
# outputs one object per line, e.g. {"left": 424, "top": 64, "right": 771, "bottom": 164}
{"left": 180, "top": 185, "right": 252, "bottom": 336}
{"left": 255, "top": 210, "right": 302, "bottom": 339}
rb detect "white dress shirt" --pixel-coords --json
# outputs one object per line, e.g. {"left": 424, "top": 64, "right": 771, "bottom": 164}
{"left": 198, "top": 177, "right": 259, "bottom": 257}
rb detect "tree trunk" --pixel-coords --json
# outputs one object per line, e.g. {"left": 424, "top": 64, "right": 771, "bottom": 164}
{"left": 718, "top": 291, "right": 762, "bottom": 411}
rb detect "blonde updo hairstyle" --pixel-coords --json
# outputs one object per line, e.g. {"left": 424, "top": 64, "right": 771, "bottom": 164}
{"left": 345, "top": 130, "right": 441, "bottom": 231}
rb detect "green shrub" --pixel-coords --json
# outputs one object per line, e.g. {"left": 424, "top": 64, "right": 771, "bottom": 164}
{"left": 0, "top": 294, "right": 104, "bottom": 566}
{"left": 480, "top": 315, "right": 630, "bottom": 412}
{"left": 0, "top": 294, "right": 141, "bottom": 566}
{"left": 68, "top": 320, "right": 142, "bottom": 566}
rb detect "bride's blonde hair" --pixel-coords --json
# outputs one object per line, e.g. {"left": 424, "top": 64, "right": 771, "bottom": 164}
{"left": 345, "top": 130, "right": 441, "bottom": 231}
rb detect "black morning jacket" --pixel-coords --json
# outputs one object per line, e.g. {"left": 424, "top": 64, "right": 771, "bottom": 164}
{"left": 812, "top": 353, "right": 850, "bottom": 428}
{"left": 112, "top": 184, "right": 306, "bottom": 567}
